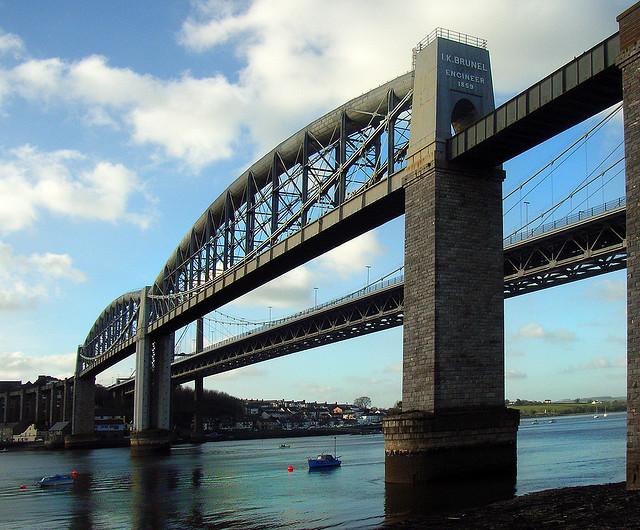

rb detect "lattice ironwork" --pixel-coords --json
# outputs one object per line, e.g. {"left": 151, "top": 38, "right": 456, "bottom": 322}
{"left": 109, "top": 202, "right": 628, "bottom": 391}
{"left": 148, "top": 87, "right": 413, "bottom": 322}
{"left": 170, "top": 283, "right": 404, "bottom": 383}
{"left": 504, "top": 206, "right": 626, "bottom": 297}
{"left": 78, "top": 290, "right": 141, "bottom": 373}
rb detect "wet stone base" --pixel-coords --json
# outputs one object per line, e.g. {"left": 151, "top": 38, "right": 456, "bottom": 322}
{"left": 383, "top": 408, "right": 519, "bottom": 484}
{"left": 64, "top": 433, "right": 100, "bottom": 450}
{"left": 384, "top": 482, "right": 640, "bottom": 529}
{"left": 130, "top": 429, "right": 171, "bottom": 456}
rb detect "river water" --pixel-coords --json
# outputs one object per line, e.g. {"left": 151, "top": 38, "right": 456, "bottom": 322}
{"left": 0, "top": 412, "right": 626, "bottom": 529}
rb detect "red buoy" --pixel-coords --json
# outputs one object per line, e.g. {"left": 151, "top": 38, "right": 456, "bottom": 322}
{"left": 71, "top": 470, "right": 79, "bottom": 478}
{"left": 19, "top": 485, "right": 27, "bottom": 490}
{"left": 287, "top": 465, "right": 294, "bottom": 472}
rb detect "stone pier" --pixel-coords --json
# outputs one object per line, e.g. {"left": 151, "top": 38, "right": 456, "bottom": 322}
{"left": 191, "top": 318, "right": 205, "bottom": 443}
{"left": 66, "top": 373, "right": 97, "bottom": 448}
{"left": 618, "top": 1, "right": 640, "bottom": 491}
{"left": 383, "top": 29, "right": 518, "bottom": 484}
{"left": 131, "top": 287, "right": 173, "bottom": 455}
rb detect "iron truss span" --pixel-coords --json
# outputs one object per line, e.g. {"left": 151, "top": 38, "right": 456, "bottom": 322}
{"left": 85, "top": 33, "right": 629, "bottom": 377}
{"left": 108, "top": 200, "right": 627, "bottom": 390}
{"left": 171, "top": 281, "right": 404, "bottom": 384}
{"left": 503, "top": 198, "right": 626, "bottom": 297}
{"left": 80, "top": 73, "right": 413, "bottom": 374}
{"left": 148, "top": 73, "right": 414, "bottom": 332}
{"left": 79, "top": 290, "right": 141, "bottom": 375}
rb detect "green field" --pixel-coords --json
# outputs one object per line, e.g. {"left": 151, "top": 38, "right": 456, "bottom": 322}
{"left": 513, "top": 402, "right": 625, "bottom": 417}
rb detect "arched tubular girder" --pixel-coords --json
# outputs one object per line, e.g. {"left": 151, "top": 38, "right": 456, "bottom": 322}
{"left": 78, "top": 289, "right": 142, "bottom": 372}
{"left": 150, "top": 72, "right": 414, "bottom": 322}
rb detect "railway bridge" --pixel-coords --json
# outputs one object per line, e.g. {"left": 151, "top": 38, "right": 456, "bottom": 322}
{"left": 57, "top": 2, "right": 640, "bottom": 488}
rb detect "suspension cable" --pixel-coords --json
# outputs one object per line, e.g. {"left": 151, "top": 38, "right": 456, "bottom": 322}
{"left": 503, "top": 103, "right": 622, "bottom": 202}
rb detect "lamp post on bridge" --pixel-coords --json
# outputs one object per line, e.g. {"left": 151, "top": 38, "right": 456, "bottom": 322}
{"left": 314, "top": 287, "right": 318, "bottom": 308}
{"left": 524, "top": 201, "right": 530, "bottom": 236}
{"left": 366, "top": 265, "right": 371, "bottom": 287}
{"left": 268, "top": 306, "right": 272, "bottom": 322}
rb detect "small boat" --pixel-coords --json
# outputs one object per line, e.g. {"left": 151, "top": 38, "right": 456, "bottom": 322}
{"left": 531, "top": 419, "right": 539, "bottom": 425}
{"left": 38, "top": 474, "right": 74, "bottom": 487}
{"left": 308, "top": 453, "right": 341, "bottom": 469}
{"left": 279, "top": 443, "right": 291, "bottom": 448}
{"left": 308, "top": 437, "right": 341, "bottom": 469}
{"left": 547, "top": 419, "right": 555, "bottom": 424}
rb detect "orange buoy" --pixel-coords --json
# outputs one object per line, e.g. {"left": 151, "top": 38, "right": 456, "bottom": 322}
{"left": 287, "top": 465, "right": 294, "bottom": 472}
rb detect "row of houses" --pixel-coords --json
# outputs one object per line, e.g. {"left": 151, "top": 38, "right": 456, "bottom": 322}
{"left": 204, "top": 399, "right": 385, "bottom": 432}
{"left": 0, "top": 409, "right": 127, "bottom": 444}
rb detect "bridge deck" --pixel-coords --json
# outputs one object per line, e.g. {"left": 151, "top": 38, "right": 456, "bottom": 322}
{"left": 108, "top": 202, "right": 627, "bottom": 390}
{"left": 449, "top": 33, "right": 622, "bottom": 165}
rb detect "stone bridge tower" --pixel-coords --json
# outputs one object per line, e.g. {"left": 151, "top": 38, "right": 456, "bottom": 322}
{"left": 383, "top": 31, "right": 519, "bottom": 484}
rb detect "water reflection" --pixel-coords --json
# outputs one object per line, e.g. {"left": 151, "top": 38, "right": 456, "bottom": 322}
{"left": 131, "top": 458, "right": 178, "bottom": 529}
{"left": 384, "top": 471, "right": 516, "bottom": 522}
{"left": 69, "top": 472, "right": 93, "bottom": 530}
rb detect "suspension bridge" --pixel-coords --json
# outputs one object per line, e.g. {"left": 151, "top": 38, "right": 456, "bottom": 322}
{"left": 2, "top": 1, "right": 639, "bottom": 489}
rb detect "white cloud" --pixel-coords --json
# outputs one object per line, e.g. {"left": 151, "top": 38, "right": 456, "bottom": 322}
{"left": 0, "top": 350, "right": 75, "bottom": 381}
{"left": 1, "top": 55, "right": 246, "bottom": 170}
{"left": 230, "top": 230, "right": 384, "bottom": 310}
{"left": 0, "top": 144, "right": 152, "bottom": 232}
{"left": 563, "top": 355, "right": 626, "bottom": 373}
{"left": 232, "top": 266, "right": 313, "bottom": 309}
{"left": 515, "top": 322, "right": 576, "bottom": 343}
{"left": 589, "top": 279, "right": 626, "bottom": 302}
{"left": 385, "top": 361, "right": 402, "bottom": 374}
{"left": 0, "top": 1, "right": 624, "bottom": 171}
{"left": 506, "top": 369, "right": 527, "bottom": 380}
{"left": 318, "top": 232, "right": 383, "bottom": 280}
{"left": 0, "top": 30, "right": 24, "bottom": 58}
{"left": 177, "top": 0, "right": 625, "bottom": 154}
{"left": 0, "top": 241, "right": 86, "bottom": 310}
{"left": 215, "top": 365, "right": 267, "bottom": 380}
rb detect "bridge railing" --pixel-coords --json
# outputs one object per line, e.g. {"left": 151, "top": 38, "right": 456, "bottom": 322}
{"left": 503, "top": 196, "right": 626, "bottom": 247}
{"left": 175, "top": 272, "right": 405, "bottom": 361}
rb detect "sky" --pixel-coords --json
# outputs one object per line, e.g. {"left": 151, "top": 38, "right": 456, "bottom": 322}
{"left": 0, "top": 0, "right": 632, "bottom": 408}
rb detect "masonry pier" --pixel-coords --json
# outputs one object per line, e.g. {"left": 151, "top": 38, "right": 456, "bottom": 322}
{"left": 618, "top": 2, "right": 640, "bottom": 491}
{"left": 65, "top": 354, "right": 97, "bottom": 449}
{"left": 131, "top": 287, "right": 173, "bottom": 455}
{"left": 383, "top": 30, "right": 518, "bottom": 484}
{"left": 191, "top": 318, "right": 205, "bottom": 442}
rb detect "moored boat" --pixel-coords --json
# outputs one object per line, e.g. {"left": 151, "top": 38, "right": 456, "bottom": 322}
{"left": 38, "top": 474, "right": 75, "bottom": 487}
{"left": 308, "top": 437, "right": 341, "bottom": 469}
{"left": 308, "top": 453, "right": 341, "bottom": 469}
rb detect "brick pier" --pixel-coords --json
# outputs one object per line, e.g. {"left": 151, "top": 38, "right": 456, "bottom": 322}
{"left": 383, "top": 28, "right": 518, "bottom": 484}
{"left": 618, "top": 1, "right": 640, "bottom": 491}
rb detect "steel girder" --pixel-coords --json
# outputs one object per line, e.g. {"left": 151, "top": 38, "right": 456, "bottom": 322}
{"left": 78, "top": 290, "right": 141, "bottom": 374}
{"left": 504, "top": 204, "right": 626, "bottom": 297}
{"left": 109, "top": 201, "right": 629, "bottom": 392}
{"left": 170, "top": 283, "right": 404, "bottom": 383}
{"left": 149, "top": 88, "right": 413, "bottom": 323}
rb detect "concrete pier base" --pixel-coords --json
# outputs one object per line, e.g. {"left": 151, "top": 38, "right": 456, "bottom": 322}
{"left": 130, "top": 429, "right": 171, "bottom": 456}
{"left": 64, "top": 433, "right": 99, "bottom": 450}
{"left": 383, "top": 408, "right": 519, "bottom": 484}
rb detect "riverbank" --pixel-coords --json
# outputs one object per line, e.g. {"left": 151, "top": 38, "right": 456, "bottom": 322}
{"left": 514, "top": 403, "right": 626, "bottom": 418}
{"left": 391, "top": 482, "right": 638, "bottom": 529}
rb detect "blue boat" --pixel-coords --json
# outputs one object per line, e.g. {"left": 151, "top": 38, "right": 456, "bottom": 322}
{"left": 308, "top": 437, "right": 341, "bottom": 469}
{"left": 38, "top": 474, "right": 74, "bottom": 487}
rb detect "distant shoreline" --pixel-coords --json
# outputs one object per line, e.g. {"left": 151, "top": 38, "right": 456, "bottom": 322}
{"left": 515, "top": 405, "right": 626, "bottom": 418}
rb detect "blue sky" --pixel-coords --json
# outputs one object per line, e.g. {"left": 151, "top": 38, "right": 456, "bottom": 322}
{"left": 0, "top": 0, "right": 631, "bottom": 407}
